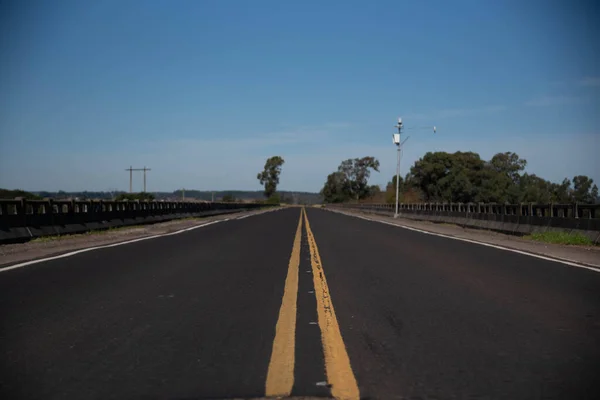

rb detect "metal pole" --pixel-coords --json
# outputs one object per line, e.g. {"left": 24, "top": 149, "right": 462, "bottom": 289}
{"left": 143, "top": 166, "right": 147, "bottom": 193}
{"left": 129, "top": 166, "right": 132, "bottom": 193}
{"left": 395, "top": 145, "right": 400, "bottom": 217}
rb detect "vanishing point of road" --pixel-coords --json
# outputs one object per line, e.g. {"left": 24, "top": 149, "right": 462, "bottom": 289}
{"left": 1, "top": 207, "right": 599, "bottom": 399}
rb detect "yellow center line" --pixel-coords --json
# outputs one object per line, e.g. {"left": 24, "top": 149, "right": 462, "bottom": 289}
{"left": 303, "top": 208, "right": 360, "bottom": 400}
{"left": 265, "top": 208, "right": 303, "bottom": 397}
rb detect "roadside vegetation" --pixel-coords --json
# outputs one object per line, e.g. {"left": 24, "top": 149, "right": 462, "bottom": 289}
{"left": 523, "top": 231, "right": 594, "bottom": 246}
{"left": 321, "top": 151, "right": 599, "bottom": 205}
{"left": 114, "top": 192, "right": 156, "bottom": 201}
{"left": 257, "top": 156, "right": 285, "bottom": 204}
{"left": 0, "top": 189, "right": 42, "bottom": 200}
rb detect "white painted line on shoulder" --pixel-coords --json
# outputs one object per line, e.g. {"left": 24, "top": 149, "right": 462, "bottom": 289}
{"left": 0, "top": 220, "right": 225, "bottom": 273}
{"left": 236, "top": 207, "right": 281, "bottom": 220}
{"left": 331, "top": 209, "right": 600, "bottom": 274}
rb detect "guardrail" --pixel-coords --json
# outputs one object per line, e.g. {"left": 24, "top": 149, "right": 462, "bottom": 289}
{"left": 325, "top": 202, "right": 600, "bottom": 243}
{"left": 330, "top": 202, "right": 599, "bottom": 218}
{"left": 0, "top": 199, "right": 274, "bottom": 243}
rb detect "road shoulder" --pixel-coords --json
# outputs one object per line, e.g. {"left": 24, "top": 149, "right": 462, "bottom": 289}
{"left": 326, "top": 208, "right": 600, "bottom": 269}
{"left": 0, "top": 208, "right": 280, "bottom": 268}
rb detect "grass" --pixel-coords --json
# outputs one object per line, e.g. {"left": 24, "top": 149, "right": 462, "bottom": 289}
{"left": 524, "top": 231, "right": 594, "bottom": 246}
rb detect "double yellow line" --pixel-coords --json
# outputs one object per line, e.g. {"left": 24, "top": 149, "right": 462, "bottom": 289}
{"left": 265, "top": 208, "right": 359, "bottom": 400}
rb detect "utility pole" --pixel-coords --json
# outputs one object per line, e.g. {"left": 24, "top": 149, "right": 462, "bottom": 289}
{"left": 392, "top": 117, "right": 437, "bottom": 218}
{"left": 393, "top": 119, "right": 403, "bottom": 218}
{"left": 125, "top": 166, "right": 151, "bottom": 193}
{"left": 126, "top": 166, "right": 134, "bottom": 193}
{"left": 142, "top": 166, "right": 151, "bottom": 192}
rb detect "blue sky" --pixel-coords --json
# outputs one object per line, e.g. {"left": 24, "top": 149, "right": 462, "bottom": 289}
{"left": 1, "top": 0, "right": 598, "bottom": 193}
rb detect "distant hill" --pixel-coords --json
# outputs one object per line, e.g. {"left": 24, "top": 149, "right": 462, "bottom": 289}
{"left": 1, "top": 189, "right": 322, "bottom": 205}
{"left": 166, "top": 190, "right": 322, "bottom": 204}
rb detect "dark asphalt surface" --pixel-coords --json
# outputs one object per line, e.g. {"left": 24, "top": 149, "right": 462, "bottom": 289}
{"left": 1, "top": 207, "right": 600, "bottom": 399}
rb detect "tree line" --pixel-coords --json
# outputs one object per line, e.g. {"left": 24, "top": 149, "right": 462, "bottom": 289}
{"left": 321, "top": 151, "right": 599, "bottom": 205}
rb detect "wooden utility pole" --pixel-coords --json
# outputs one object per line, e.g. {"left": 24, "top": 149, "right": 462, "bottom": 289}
{"left": 125, "top": 166, "right": 151, "bottom": 192}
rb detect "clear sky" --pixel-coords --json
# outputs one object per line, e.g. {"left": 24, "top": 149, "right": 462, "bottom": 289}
{"left": 1, "top": 0, "right": 598, "bottom": 193}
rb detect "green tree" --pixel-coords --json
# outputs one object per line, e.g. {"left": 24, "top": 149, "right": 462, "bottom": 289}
{"left": 517, "top": 173, "right": 553, "bottom": 203}
{"left": 115, "top": 192, "right": 155, "bottom": 201}
{"left": 572, "top": 175, "right": 598, "bottom": 204}
{"left": 489, "top": 152, "right": 527, "bottom": 183}
{"left": 410, "top": 151, "right": 485, "bottom": 202}
{"left": 337, "top": 156, "right": 380, "bottom": 201}
{"left": 324, "top": 149, "right": 592, "bottom": 205}
{"left": 267, "top": 193, "right": 281, "bottom": 204}
{"left": 321, "top": 157, "right": 380, "bottom": 203}
{"left": 221, "top": 194, "right": 236, "bottom": 202}
{"left": 389, "top": 175, "right": 405, "bottom": 194}
{"left": 257, "top": 156, "right": 285, "bottom": 198}
{"left": 321, "top": 171, "right": 350, "bottom": 203}
{"left": 478, "top": 152, "right": 527, "bottom": 203}
{"left": 0, "top": 189, "right": 42, "bottom": 200}
{"left": 550, "top": 178, "right": 573, "bottom": 203}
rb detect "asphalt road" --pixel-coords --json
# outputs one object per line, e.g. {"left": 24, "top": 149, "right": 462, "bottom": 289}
{"left": 1, "top": 207, "right": 599, "bottom": 400}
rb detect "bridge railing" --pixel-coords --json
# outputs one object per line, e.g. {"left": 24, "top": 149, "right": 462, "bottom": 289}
{"left": 325, "top": 202, "right": 600, "bottom": 243}
{"left": 330, "top": 202, "right": 599, "bottom": 219}
{"left": 0, "top": 199, "right": 274, "bottom": 243}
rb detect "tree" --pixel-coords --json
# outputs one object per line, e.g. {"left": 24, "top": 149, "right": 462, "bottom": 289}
{"left": 410, "top": 151, "right": 485, "bottom": 202}
{"left": 572, "top": 175, "right": 598, "bottom": 204}
{"left": 321, "top": 171, "right": 350, "bottom": 203}
{"left": 549, "top": 178, "right": 573, "bottom": 203}
{"left": 337, "top": 157, "right": 380, "bottom": 200}
{"left": 322, "top": 148, "right": 593, "bottom": 205}
{"left": 221, "top": 194, "right": 236, "bottom": 202}
{"left": 389, "top": 175, "right": 405, "bottom": 194}
{"left": 115, "top": 192, "right": 155, "bottom": 201}
{"left": 517, "top": 173, "right": 553, "bottom": 203}
{"left": 267, "top": 193, "right": 281, "bottom": 204}
{"left": 0, "top": 189, "right": 42, "bottom": 200}
{"left": 320, "top": 157, "right": 380, "bottom": 203}
{"left": 478, "top": 152, "right": 527, "bottom": 203}
{"left": 489, "top": 152, "right": 527, "bottom": 184}
{"left": 257, "top": 156, "right": 285, "bottom": 198}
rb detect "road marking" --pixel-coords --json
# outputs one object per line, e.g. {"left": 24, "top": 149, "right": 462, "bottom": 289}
{"left": 329, "top": 209, "right": 600, "bottom": 274}
{"left": 265, "top": 209, "right": 303, "bottom": 397}
{"left": 303, "top": 208, "right": 360, "bottom": 400}
{"left": 0, "top": 220, "right": 225, "bottom": 273}
{"left": 237, "top": 208, "right": 279, "bottom": 220}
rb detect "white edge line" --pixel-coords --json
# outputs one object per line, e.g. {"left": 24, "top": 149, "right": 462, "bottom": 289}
{"left": 236, "top": 207, "right": 280, "bottom": 220}
{"left": 329, "top": 209, "right": 600, "bottom": 274}
{"left": 0, "top": 219, "right": 226, "bottom": 273}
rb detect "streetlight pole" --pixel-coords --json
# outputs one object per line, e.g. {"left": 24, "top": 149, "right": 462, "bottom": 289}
{"left": 392, "top": 117, "right": 437, "bottom": 218}
{"left": 393, "top": 118, "right": 403, "bottom": 218}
